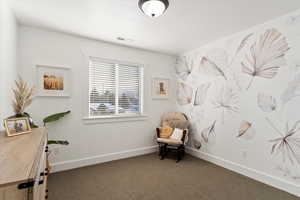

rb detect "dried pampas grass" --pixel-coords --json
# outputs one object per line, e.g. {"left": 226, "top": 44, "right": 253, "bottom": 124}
{"left": 12, "top": 77, "right": 35, "bottom": 115}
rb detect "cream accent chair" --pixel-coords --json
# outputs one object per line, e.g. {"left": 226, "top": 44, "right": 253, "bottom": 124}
{"left": 156, "top": 112, "right": 189, "bottom": 162}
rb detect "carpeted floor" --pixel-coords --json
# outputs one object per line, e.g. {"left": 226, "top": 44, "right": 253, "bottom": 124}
{"left": 48, "top": 153, "right": 298, "bottom": 200}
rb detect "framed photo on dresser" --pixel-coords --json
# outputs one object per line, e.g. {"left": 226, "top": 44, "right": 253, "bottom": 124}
{"left": 4, "top": 117, "right": 32, "bottom": 137}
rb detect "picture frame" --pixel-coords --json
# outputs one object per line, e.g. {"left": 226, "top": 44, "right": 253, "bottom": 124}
{"left": 36, "top": 65, "right": 71, "bottom": 97}
{"left": 152, "top": 77, "right": 170, "bottom": 99}
{"left": 4, "top": 117, "right": 32, "bottom": 137}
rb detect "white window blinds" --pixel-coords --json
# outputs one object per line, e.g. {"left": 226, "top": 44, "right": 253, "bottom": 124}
{"left": 89, "top": 57, "right": 143, "bottom": 117}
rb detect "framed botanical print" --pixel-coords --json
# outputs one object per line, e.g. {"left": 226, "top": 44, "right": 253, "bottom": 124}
{"left": 152, "top": 77, "right": 170, "bottom": 99}
{"left": 36, "top": 65, "right": 71, "bottom": 97}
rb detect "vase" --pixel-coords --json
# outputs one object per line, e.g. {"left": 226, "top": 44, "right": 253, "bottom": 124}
{"left": 7, "top": 113, "right": 39, "bottom": 128}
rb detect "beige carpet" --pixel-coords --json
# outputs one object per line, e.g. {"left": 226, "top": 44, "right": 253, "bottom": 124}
{"left": 48, "top": 153, "right": 298, "bottom": 200}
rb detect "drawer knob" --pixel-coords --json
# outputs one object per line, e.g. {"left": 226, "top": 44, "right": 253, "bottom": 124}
{"left": 38, "top": 180, "right": 44, "bottom": 185}
{"left": 18, "top": 181, "right": 34, "bottom": 189}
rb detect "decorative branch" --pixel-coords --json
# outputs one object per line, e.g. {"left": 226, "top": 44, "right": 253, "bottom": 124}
{"left": 12, "top": 76, "right": 35, "bottom": 115}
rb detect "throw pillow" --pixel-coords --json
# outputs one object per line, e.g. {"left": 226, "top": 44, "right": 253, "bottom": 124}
{"left": 170, "top": 128, "right": 183, "bottom": 140}
{"left": 160, "top": 125, "right": 173, "bottom": 138}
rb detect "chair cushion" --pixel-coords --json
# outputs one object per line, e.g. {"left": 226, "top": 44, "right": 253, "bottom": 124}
{"left": 157, "top": 138, "right": 183, "bottom": 145}
{"left": 167, "top": 120, "right": 189, "bottom": 130}
{"left": 161, "top": 112, "right": 187, "bottom": 124}
{"left": 170, "top": 128, "right": 183, "bottom": 140}
{"left": 159, "top": 125, "right": 173, "bottom": 138}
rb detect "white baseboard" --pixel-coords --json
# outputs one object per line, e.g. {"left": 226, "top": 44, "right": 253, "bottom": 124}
{"left": 51, "top": 145, "right": 158, "bottom": 173}
{"left": 186, "top": 147, "right": 300, "bottom": 197}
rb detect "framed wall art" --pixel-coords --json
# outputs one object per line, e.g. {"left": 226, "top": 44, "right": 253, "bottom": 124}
{"left": 152, "top": 77, "right": 170, "bottom": 99}
{"left": 36, "top": 65, "right": 71, "bottom": 97}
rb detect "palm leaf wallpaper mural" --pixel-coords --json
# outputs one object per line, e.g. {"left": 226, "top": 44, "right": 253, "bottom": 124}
{"left": 241, "top": 29, "right": 290, "bottom": 90}
{"left": 175, "top": 56, "right": 194, "bottom": 81}
{"left": 267, "top": 118, "right": 300, "bottom": 165}
{"left": 194, "top": 83, "right": 211, "bottom": 106}
{"left": 207, "top": 48, "right": 229, "bottom": 69}
{"left": 235, "top": 33, "right": 254, "bottom": 56}
{"left": 175, "top": 10, "right": 300, "bottom": 186}
{"left": 237, "top": 120, "right": 255, "bottom": 140}
{"left": 191, "top": 123, "right": 202, "bottom": 150}
{"left": 230, "top": 33, "right": 253, "bottom": 66}
{"left": 201, "top": 120, "right": 217, "bottom": 143}
{"left": 199, "top": 57, "right": 227, "bottom": 80}
{"left": 176, "top": 82, "right": 193, "bottom": 106}
{"left": 257, "top": 93, "right": 277, "bottom": 112}
{"left": 212, "top": 85, "right": 239, "bottom": 124}
{"left": 281, "top": 73, "right": 300, "bottom": 109}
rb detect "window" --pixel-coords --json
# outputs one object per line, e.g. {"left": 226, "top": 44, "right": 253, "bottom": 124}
{"left": 88, "top": 57, "right": 143, "bottom": 118}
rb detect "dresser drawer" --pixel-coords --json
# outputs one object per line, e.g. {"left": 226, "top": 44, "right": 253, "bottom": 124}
{"left": 0, "top": 128, "right": 48, "bottom": 200}
{"left": 30, "top": 134, "right": 47, "bottom": 181}
{"left": 29, "top": 134, "right": 48, "bottom": 200}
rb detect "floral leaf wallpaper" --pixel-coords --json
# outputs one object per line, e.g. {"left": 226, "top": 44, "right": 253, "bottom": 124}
{"left": 232, "top": 73, "right": 243, "bottom": 91}
{"left": 194, "top": 83, "right": 211, "bottom": 106}
{"left": 175, "top": 56, "right": 194, "bottom": 81}
{"left": 235, "top": 33, "right": 254, "bottom": 55}
{"left": 267, "top": 118, "right": 300, "bottom": 165}
{"left": 176, "top": 82, "right": 193, "bottom": 106}
{"left": 230, "top": 32, "right": 254, "bottom": 66}
{"left": 281, "top": 73, "right": 300, "bottom": 108}
{"left": 237, "top": 120, "right": 255, "bottom": 140}
{"left": 175, "top": 10, "right": 300, "bottom": 188}
{"left": 207, "top": 48, "right": 229, "bottom": 68}
{"left": 191, "top": 126, "right": 202, "bottom": 150}
{"left": 201, "top": 120, "right": 217, "bottom": 143}
{"left": 199, "top": 57, "right": 227, "bottom": 80}
{"left": 212, "top": 85, "right": 239, "bottom": 124}
{"left": 241, "top": 28, "right": 290, "bottom": 89}
{"left": 192, "top": 139, "right": 202, "bottom": 150}
{"left": 257, "top": 93, "right": 277, "bottom": 112}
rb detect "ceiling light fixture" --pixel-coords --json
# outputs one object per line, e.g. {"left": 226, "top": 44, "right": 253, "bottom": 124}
{"left": 138, "top": 0, "right": 169, "bottom": 18}
{"left": 117, "top": 37, "right": 125, "bottom": 41}
{"left": 117, "top": 37, "right": 134, "bottom": 42}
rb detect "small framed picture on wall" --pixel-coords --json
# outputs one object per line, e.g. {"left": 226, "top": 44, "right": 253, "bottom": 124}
{"left": 36, "top": 65, "right": 71, "bottom": 97}
{"left": 152, "top": 77, "right": 170, "bottom": 99}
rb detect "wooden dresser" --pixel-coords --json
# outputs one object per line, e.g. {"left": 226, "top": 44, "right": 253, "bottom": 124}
{"left": 0, "top": 128, "right": 48, "bottom": 200}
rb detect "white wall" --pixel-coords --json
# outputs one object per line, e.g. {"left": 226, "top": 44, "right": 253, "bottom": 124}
{"left": 176, "top": 9, "right": 300, "bottom": 196}
{"left": 0, "top": 0, "right": 18, "bottom": 130}
{"left": 19, "top": 26, "right": 176, "bottom": 171}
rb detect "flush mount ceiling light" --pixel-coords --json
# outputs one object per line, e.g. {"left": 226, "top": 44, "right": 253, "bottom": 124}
{"left": 116, "top": 37, "right": 134, "bottom": 42}
{"left": 138, "top": 0, "right": 169, "bottom": 18}
{"left": 117, "top": 37, "right": 125, "bottom": 41}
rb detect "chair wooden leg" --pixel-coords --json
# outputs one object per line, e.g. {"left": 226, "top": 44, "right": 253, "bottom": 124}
{"left": 176, "top": 147, "right": 181, "bottom": 163}
{"left": 160, "top": 144, "right": 167, "bottom": 160}
{"left": 159, "top": 144, "right": 186, "bottom": 162}
{"left": 158, "top": 144, "right": 163, "bottom": 156}
{"left": 176, "top": 146, "right": 185, "bottom": 162}
{"left": 176, "top": 153, "right": 181, "bottom": 162}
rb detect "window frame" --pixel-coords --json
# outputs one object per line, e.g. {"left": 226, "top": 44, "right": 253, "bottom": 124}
{"left": 86, "top": 56, "right": 145, "bottom": 120}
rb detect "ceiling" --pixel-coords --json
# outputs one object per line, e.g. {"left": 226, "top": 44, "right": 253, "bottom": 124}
{"left": 9, "top": 0, "right": 300, "bottom": 55}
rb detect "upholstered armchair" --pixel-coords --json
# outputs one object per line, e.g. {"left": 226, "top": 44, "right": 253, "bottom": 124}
{"left": 156, "top": 112, "right": 189, "bottom": 162}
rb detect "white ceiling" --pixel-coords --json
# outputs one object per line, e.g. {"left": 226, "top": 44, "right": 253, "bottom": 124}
{"left": 9, "top": 0, "right": 300, "bottom": 55}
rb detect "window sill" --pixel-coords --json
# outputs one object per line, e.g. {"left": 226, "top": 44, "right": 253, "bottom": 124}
{"left": 83, "top": 114, "right": 148, "bottom": 124}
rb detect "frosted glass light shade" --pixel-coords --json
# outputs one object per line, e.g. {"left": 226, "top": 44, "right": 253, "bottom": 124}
{"left": 138, "top": 0, "right": 169, "bottom": 18}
